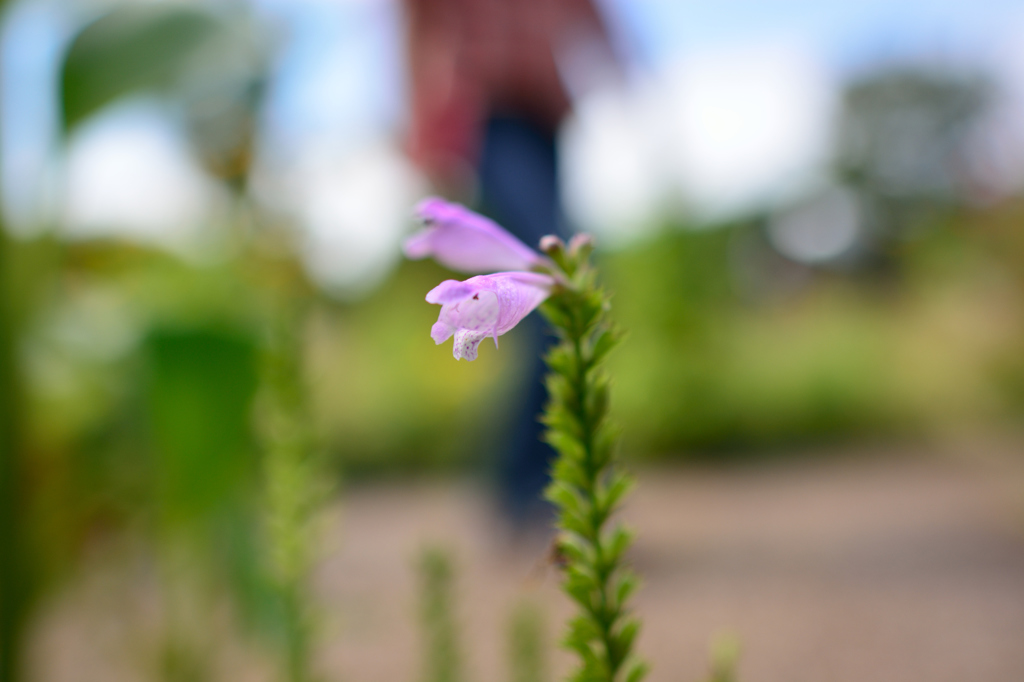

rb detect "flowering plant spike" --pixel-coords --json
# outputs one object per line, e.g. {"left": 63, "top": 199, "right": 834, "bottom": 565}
{"left": 407, "top": 199, "right": 647, "bottom": 682}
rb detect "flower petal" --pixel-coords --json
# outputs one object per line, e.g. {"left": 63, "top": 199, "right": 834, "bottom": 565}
{"left": 453, "top": 329, "right": 489, "bottom": 361}
{"left": 431, "top": 321, "right": 454, "bottom": 344}
{"left": 426, "top": 279, "right": 475, "bottom": 305}
{"left": 491, "top": 272, "right": 557, "bottom": 336}
{"left": 425, "top": 272, "right": 556, "bottom": 361}
{"left": 404, "top": 198, "right": 544, "bottom": 273}
{"left": 439, "top": 289, "right": 500, "bottom": 335}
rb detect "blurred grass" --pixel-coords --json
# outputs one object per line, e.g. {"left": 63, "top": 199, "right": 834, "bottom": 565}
{"left": 16, "top": 202, "right": 1024, "bottom": 496}
{"left": 4, "top": 201, "right": 1022, "bottom": 631}
{"left": 301, "top": 204, "right": 1024, "bottom": 468}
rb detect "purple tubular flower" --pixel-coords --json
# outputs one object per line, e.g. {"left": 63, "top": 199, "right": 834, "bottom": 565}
{"left": 427, "top": 272, "right": 555, "bottom": 361}
{"left": 405, "top": 197, "right": 545, "bottom": 274}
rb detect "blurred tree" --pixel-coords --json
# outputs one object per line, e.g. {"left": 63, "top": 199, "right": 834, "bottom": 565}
{"left": 60, "top": 3, "right": 270, "bottom": 192}
{"left": 834, "top": 69, "right": 989, "bottom": 258}
{"left": 60, "top": 5, "right": 223, "bottom": 133}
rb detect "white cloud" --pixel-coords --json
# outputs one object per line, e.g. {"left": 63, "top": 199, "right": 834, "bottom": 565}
{"left": 270, "top": 138, "right": 426, "bottom": 297}
{"left": 561, "top": 85, "right": 667, "bottom": 246}
{"left": 61, "top": 100, "right": 222, "bottom": 251}
{"left": 661, "top": 41, "right": 837, "bottom": 219}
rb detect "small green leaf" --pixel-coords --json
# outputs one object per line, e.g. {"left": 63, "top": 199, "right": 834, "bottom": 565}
{"left": 550, "top": 455, "right": 589, "bottom": 490}
{"left": 585, "top": 376, "right": 610, "bottom": 425}
{"left": 558, "top": 510, "right": 593, "bottom": 540}
{"left": 602, "top": 526, "right": 634, "bottom": 568}
{"left": 612, "top": 618, "right": 641, "bottom": 664}
{"left": 613, "top": 572, "right": 639, "bottom": 608}
{"left": 598, "top": 471, "right": 636, "bottom": 516}
{"left": 544, "top": 404, "right": 586, "bottom": 443}
{"left": 566, "top": 614, "right": 601, "bottom": 646}
{"left": 588, "top": 327, "right": 621, "bottom": 367}
{"left": 558, "top": 536, "right": 590, "bottom": 564}
{"left": 545, "top": 482, "right": 584, "bottom": 517}
{"left": 539, "top": 300, "right": 572, "bottom": 331}
{"left": 545, "top": 343, "right": 579, "bottom": 377}
{"left": 563, "top": 568, "right": 598, "bottom": 611}
{"left": 623, "top": 659, "right": 650, "bottom": 682}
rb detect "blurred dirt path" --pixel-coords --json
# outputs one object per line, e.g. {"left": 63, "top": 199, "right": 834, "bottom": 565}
{"left": 28, "top": 447, "right": 1024, "bottom": 682}
{"left": 317, "top": 452, "right": 1024, "bottom": 682}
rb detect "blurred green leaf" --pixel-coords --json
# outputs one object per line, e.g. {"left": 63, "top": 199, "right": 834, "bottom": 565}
{"left": 144, "top": 326, "right": 258, "bottom": 526}
{"left": 60, "top": 5, "right": 223, "bottom": 132}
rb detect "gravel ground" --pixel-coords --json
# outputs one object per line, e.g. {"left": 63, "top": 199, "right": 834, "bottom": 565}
{"left": 28, "top": 447, "right": 1024, "bottom": 682}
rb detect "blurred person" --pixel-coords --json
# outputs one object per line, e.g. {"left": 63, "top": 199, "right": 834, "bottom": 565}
{"left": 402, "top": 0, "right": 618, "bottom": 529}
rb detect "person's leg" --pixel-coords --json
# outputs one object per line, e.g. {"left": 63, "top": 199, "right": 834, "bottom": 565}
{"left": 477, "top": 114, "right": 568, "bottom": 528}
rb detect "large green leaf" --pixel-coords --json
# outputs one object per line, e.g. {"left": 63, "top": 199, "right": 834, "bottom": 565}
{"left": 60, "top": 5, "right": 223, "bottom": 133}
{"left": 144, "top": 326, "right": 258, "bottom": 526}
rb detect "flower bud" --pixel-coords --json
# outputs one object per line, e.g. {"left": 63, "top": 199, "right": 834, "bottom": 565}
{"left": 567, "top": 233, "right": 595, "bottom": 261}
{"left": 539, "top": 235, "right": 565, "bottom": 255}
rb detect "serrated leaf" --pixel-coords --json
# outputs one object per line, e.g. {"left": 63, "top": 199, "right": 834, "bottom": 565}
{"left": 551, "top": 455, "right": 589, "bottom": 490}
{"left": 539, "top": 300, "right": 572, "bottom": 331}
{"left": 546, "top": 481, "right": 583, "bottom": 515}
{"left": 558, "top": 535, "right": 590, "bottom": 564}
{"left": 558, "top": 512, "right": 593, "bottom": 542}
{"left": 591, "top": 422, "right": 622, "bottom": 470}
{"left": 585, "top": 376, "right": 610, "bottom": 425}
{"left": 623, "top": 659, "right": 650, "bottom": 682}
{"left": 613, "top": 572, "right": 639, "bottom": 608}
{"left": 544, "top": 405, "right": 586, "bottom": 443}
{"left": 589, "top": 327, "right": 621, "bottom": 367}
{"left": 544, "top": 373, "right": 576, "bottom": 409}
{"left": 612, "top": 618, "right": 641, "bottom": 664}
{"left": 598, "top": 471, "right": 636, "bottom": 516}
{"left": 602, "top": 525, "right": 634, "bottom": 568}
{"left": 545, "top": 343, "right": 579, "bottom": 377}
{"left": 545, "top": 429, "right": 586, "bottom": 463}
{"left": 563, "top": 570, "right": 597, "bottom": 610}
{"left": 566, "top": 614, "right": 601, "bottom": 645}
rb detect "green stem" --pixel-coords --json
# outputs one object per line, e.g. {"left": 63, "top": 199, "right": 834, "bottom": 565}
{"left": 0, "top": 227, "right": 27, "bottom": 682}
{"left": 542, "top": 251, "right": 646, "bottom": 682}
{"left": 566, "top": 332, "right": 615, "bottom": 670}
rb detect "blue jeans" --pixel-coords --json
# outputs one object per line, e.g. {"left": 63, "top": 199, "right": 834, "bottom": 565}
{"left": 478, "top": 113, "right": 568, "bottom": 527}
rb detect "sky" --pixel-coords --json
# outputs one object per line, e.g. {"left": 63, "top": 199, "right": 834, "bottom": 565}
{"left": 3, "top": 0, "right": 1024, "bottom": 292}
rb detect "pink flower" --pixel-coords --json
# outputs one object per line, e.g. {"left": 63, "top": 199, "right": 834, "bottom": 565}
{"left": 427, "top": 272, "right": 555, "bottom": 361}
{"left": 407, "top": 198, "right": 560, "bottom": 360}
{"left": 405, "top": 197, "right": 546, "bottom": 274}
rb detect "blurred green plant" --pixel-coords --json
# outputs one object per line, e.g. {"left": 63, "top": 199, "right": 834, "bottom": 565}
{"left": 419, "top": 547, "right": 464, "bottom": 682}
{"left": 507, "top": 600, "right": 548, "bottom": 682}
{"left": 705, "top": 634, "right": 740, "bottom": 682}
{"left": 60, "top": 5, "right": 225, "bottom": 133}
{"left": 260, "top": 298, "right": 326, "bottom": 682}
{"left": 46, "top": 5, "right": 322, "bottom": 680}
{"left": 145, "top": 327, "right": 259, "bottom": 527}
{"left": 0, "top": 218, "right": 29, "bottom": 682}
